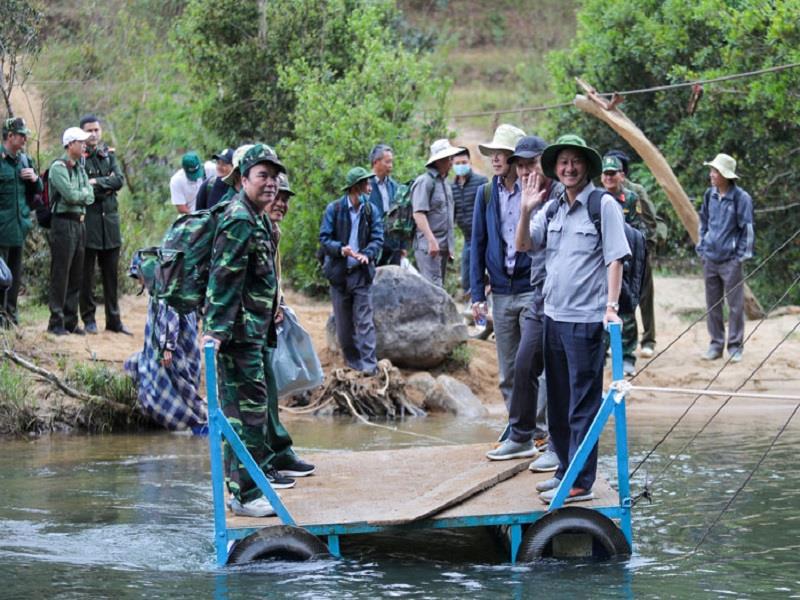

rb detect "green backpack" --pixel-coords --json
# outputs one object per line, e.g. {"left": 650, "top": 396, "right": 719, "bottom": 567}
{"left": 385, "top": 172, "right": 435, "bottom": 240}
{"left": 155, "top": 201, "right": 230, "bottom": 314}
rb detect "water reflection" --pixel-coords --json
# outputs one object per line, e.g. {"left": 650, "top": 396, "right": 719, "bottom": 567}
{"left": 1, "top": 406, "right": 798, "bottom": 598}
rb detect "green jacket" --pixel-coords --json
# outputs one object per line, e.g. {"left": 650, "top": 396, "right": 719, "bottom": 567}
{"left": 0, "top": 147, "right": 41, "bottom": 247}
{"left": 204, "top": 190, "right": 278, "bottom": 346}
{"left": 49, "top": 154, "right": 94, "bottom": 216}
{"left": 625, "top": 179, "right": 667, "bottom": 245}
{"left": 83, "top": 143, "right": 125, "bottom": 249}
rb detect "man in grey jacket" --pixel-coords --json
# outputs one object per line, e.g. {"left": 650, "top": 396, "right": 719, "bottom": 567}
{"left": 696, "top": 153, "right": 754, "bottom": 363}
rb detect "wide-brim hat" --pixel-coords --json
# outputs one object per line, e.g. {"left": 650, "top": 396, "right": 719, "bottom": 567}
{"left": 425, "top": 138, "right": 464, "bottom": 167}
{"left": 540, "top": 134, "right": 603, "bottom": 180}
{"left": 703, "top": 153, "right": 738, "bottom": 179}
{"left": 341, "top": 166, "right": 372, "bottom": 192}
{"left": 478, "top": 124, "right": 526, "bottom": 156}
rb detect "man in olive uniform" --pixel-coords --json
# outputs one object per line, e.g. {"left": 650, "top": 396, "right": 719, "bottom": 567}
{"left": 0, "top": 117, "right": 42, "bottom": 327}
{"left": 78, "top": 114, "right": 131, "bottom": 335}
{"left": 47, "top": 127, "right": 94, "bottom": 335}
{"left": 202, "top": 144, "right": 314, "bottom": 519}
{"left": 601, "top": 155, "right": 650, "bottom": 375}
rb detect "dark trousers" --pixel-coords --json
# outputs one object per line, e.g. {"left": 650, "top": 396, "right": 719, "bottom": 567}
{"left": 639, "top": 254, "right": 656, "bottom": 348}
{"left": 544, "top": 317, "right": 605, "bottom": 490}
{"left": 703, "top": 258, "right": 745, "bottom": 353}
{"left": 0, "top": 245, "right": 23, "bottom": 325}
{"left": 80, "top": 246, "right": 122, "bottom": 329}
{"left": 330, "top": 267, "right": 378, "bottom": 373}
{"left": 218, "top": 342, "right": 296, "bottom": 502}
{"left": 48, "top": 218, "right": 85, "bottom": 331}
{"left": 508, "top": 309, "right": 546, "bottom": 443}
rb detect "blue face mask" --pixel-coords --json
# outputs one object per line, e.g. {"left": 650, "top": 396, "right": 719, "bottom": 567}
{"left": 359, "top": 193, "right": 369, "bottom": 205}
{"left": 453, "top": 164, "right": 471, "bottom": 177}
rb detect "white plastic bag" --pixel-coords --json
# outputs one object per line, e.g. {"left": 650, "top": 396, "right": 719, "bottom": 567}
{"left": 271, "top": 306, "right": 324, "bottom": 397}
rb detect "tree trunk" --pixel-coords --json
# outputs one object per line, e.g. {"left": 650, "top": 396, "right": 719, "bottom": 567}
{"left": 573, "top": 92, "right": 764, "bottom": 319}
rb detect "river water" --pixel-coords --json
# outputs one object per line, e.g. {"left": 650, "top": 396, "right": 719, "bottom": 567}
{"left": 1, "top": 405, "right": 798, "bottom": 599}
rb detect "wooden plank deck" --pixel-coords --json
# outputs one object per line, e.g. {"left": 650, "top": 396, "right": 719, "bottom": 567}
{"left": 227, "top": 444, "right": 619, "bottom": 531}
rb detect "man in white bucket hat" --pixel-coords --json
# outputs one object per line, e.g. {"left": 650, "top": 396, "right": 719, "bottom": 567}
{"left": 696, "top": 153, "right": 754, "bottom": 363}
{"left": 411, "top": 138, "right": 463, "bottom": 286}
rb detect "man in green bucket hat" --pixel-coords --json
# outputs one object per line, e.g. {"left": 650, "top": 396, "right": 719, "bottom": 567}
{"left": 319, "top": 166, "right": 384, "bottom": 373}
{"left": 520, "top": 133, "right": 630, "bottom": 505}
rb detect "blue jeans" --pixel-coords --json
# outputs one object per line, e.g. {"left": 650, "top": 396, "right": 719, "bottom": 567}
{"left": 460, "top": 242, "right": 471, "bottom": 293}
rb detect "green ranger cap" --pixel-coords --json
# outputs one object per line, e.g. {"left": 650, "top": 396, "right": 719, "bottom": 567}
{"left": 602, "top": 155, "right": 623, "bottom": 173}
{"left": 341, "top": 166, "right": 371, "bottom": 192}
{"left": 239, "top": 143, "right": 286, "bottom": 177}
{"left": 181, "top": 151, "right": 203, "bottom": 182}
{"left": 3, "top": 117, "right": 31, "bottom": 136}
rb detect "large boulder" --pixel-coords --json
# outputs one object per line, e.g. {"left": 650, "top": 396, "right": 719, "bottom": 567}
{"left": 424, "top": 375, "right": 487, "bottom": 418}
{"left": 326, "top": 265, "right": 468, "bottom": 368}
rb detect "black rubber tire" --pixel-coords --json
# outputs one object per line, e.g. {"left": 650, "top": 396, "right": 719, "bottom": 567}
{"left": 228, "top": 525, "right": 330, "bottom": 564}
{"left": 518, "top": 507, "right": 631, "bottom": 562}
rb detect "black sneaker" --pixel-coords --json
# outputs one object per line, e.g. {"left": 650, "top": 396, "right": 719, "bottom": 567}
{"left": 70, "top": 326, "right": 86, "bottom": 336}
{"left": 265, "top": 468, "right": 295, "bottom": 489}
{"left": 47, "top": 326, "right": 69, "bottom": 336}
{"left": 85, "top": 322, "right": 98, "bottom": 335}
{"left": 279, "top": 459, "right": 315, "bottom": 478}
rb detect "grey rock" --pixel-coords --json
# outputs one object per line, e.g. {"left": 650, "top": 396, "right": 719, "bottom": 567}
{"left": 405, "top": 371, "right": 436, "bottom": 408}
{"left": 326, "top": 265, "right": 468, "bottom": 369}
{"left": 424, "top": 374, "right": 487, "bottom": 418}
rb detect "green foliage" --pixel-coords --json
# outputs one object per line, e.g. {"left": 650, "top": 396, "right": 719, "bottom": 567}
{"left": 68, "top": 361, "right": 137, "bottom": 407}
{"left": 276, "top": 2, "right": 450, "bottom": 293}
{"left": 176, "top": 0, "right": 420, "bottom": 144}
{"left": 547, "top": 0, "right": 800, "bottom": 306}
{"left": 445, "top": 342, "right": 473, "bottom": 370}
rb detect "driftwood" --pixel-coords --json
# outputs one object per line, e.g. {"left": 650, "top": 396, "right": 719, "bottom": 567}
{"left": 573, "top": 79, "right": 764, "bottom": 319}
{"left": 2, "top": 348, "right": 131, "bottom": 414}
{"left": 283, "top": 359, "right": 425, "bottom": 419}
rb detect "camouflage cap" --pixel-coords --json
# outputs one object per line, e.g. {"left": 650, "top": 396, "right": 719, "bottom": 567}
{"left": 277, "top": 173, "right": 295, "bottom": 196}
{"left": 3, "top": 117, "right": 31, "bottom": 136}
{"left": 601, "top": 155, "right": 623, "bottom": 173}
{"left": 239, "top": 143, "right": 286, "bottom": 177}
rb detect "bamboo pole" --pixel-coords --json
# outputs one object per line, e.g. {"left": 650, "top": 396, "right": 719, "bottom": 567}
{"left": 573, "top": 80, "right": 764, "bottom": 318}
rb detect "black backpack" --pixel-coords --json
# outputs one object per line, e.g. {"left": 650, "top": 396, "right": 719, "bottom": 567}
{"left": 545, "top": 189, "right": 647, "bottom": 314}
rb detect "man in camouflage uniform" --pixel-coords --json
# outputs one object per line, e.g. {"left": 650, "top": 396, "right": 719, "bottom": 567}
{"left": 202, "top": 144, "right": 314, "bottom": 519}
{"left": 78, "top": 114, "right": 131, "bottom": 335}
{"left": 47, "top": 127, "right": 95, "bottom": 335}
{"left": 0, "top": 117, "right": 42, "bottom": 327}
{"left": 601, "top": 154, "right": 651, "bottom": 375}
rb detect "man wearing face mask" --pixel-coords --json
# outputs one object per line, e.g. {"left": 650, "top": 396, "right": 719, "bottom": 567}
{"left": 451, "top": 148, "right": 488, "bottom": 298}
{"left": 319, "top": 167, "right": 384, "bottom": 374}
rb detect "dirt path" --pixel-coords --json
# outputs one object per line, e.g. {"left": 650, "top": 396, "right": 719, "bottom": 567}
{"left": 14, "top": 275, "right": 799, "bottom": 416}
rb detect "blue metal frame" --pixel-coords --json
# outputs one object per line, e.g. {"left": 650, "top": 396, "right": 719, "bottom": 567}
{"left": 205, "top": 324, "right": 632, "bottom": 566}
{"left": 204, "top": 343, "right": 297, "bottom": 565}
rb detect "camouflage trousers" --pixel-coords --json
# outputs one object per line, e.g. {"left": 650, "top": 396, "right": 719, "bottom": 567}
{"left": 218, "top": 341, "right": 296, "bottom": 502}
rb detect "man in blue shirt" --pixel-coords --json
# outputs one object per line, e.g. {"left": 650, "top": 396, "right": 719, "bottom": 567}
{"left": 523, "top": 134, "right": 630, "bottom": 504}
{"left": 319, "top": 167, "right": 384, "bottom": 374}
{"left": 696, "top": 153, "right": 754, "bottom": 363}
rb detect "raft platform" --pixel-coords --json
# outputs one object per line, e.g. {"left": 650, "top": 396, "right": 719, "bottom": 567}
{"left": 205, "top": 323, "right": 633, "bottom": 565}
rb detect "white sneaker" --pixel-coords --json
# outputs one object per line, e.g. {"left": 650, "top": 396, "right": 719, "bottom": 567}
{"left": 623, "top": 361, "right": 636, "bottom": 377}
{"left": 230, "top": 496, "right": 276, "bottom": 518}
{"left": 486, "top": 439, "right": 539, "bottom": 461}
{"left": 535, "top": 476, "right": 561, "bottom": 492}
{"left": 639, "top": 345, "right": 655, "bottom": 358}
{"left": 529, "top": 450, "right": 559, "bottom": 472}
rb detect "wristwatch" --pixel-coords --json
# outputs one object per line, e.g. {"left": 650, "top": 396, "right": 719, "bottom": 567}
{"left": 606, "top": 302, "right": 619, "bottom": 312}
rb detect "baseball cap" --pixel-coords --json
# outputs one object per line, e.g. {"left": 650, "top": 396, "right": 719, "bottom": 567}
{"left": 62, "top": 127, "right": 91, "bottom": 147}
{"left": 239, "top": 143, "right": 286, "bottom": 177}
{"left": 212, "top": 148, "right": 234, "bottom": 164}
{"left": 3, "top": 117, "right": 31, "bottom": 136}
{"left": 181, "top": 152, "right": 203, "bottom": 181}
{"left": 602, "top": 156, "right": 623, "bottom": 173}
{"left": 509, "top": 135, "right": 548, "bottom": 163}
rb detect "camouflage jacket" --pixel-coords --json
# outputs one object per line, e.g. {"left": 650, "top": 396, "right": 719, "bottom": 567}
{"left": 203, "top": 191, "right": 278, "bottom": 346}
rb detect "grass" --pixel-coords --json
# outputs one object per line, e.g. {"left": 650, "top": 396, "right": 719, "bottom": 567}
{"left": 445, "top": 342, "right": 474, "bottom": 370}
{"left": 0, "top": 361, "right": 39, "bottom": 435}
{"left": 68, "top": 361, "right": 137, "bottom": 407}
